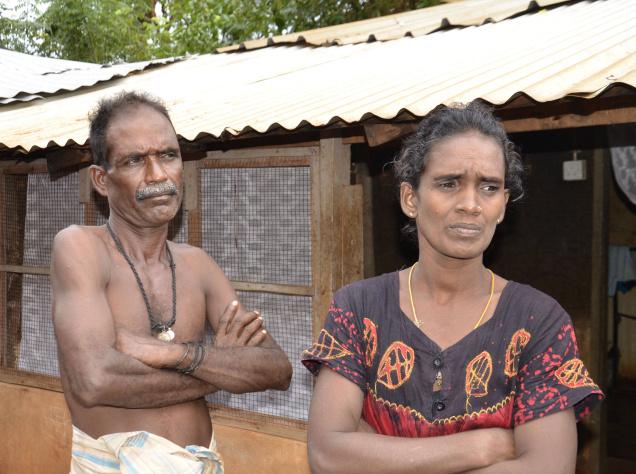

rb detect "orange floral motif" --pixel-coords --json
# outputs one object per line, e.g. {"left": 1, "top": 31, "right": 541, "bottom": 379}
{"left": 363, "top": 318, "right": 378, "bottom": 367}
{"left": 377, "top": 341, "right": 415, "bottom": 390}
{"left": 306, "top": 329, "right": 353, "bottom": 360}
{"left": 465, "top": 351, "right": 493, "bottom": 398}
{"left": 504, "top": 329, "right": 531, "bottom": 377}
{"left": 555, "top": 358, "right": 597, "bottom": 389}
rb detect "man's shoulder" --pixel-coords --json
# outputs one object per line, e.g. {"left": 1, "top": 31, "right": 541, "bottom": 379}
{"left": 54, "top": 225, "right": 104, "bottom": 251}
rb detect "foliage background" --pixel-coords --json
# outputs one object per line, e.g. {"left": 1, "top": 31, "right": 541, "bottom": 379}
{"left": 0, "top": 0, "right": 441, "bottom": 63}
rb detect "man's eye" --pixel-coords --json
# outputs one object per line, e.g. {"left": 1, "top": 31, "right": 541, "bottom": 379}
{"left": 161, "top": 152, "right": 177, "bottom": 159}
{"left": 126, "top": 156, "right": 142, "bottom": 166}
{"left": 439, "top": 181, "right": 457, "bottom": 189}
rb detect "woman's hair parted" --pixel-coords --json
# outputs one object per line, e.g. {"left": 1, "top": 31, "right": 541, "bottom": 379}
{"left": 393, "top": 101, "right": 525, "bottom": 239}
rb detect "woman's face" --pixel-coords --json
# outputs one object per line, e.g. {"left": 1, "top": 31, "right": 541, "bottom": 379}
{"left": 400, "top": 130, "right": 509, "bottom": 261}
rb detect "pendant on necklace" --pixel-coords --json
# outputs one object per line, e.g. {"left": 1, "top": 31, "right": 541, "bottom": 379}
{"left": 156, "top": 328, "right": 175, "bottom": 342}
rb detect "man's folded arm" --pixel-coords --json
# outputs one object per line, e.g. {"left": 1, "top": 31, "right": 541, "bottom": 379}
{"left": 52, "top": 227, "right": 217, "bottom": 409}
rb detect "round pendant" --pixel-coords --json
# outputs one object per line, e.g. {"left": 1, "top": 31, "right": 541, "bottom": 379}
{"left": 156, "top": 328, "right": 175, "bottom": 342}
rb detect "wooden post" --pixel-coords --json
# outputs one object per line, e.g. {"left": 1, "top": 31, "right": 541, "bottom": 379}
{"left": 311, "top": 138, "right": 353, "bottom": 337}
{"left": 3, "top": 173, "right": 28, "bottom": 368}
{"left": 184, "top": 160, "right": 202, "bottom": 248}
{"left": 0, "top": 170, "right": 5, "bottom": 368}
{"left": 579, "top": 148, "right": 609, "bottom": 474}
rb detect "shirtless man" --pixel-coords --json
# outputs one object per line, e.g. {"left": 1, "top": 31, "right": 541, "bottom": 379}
{"left": 51, "top": 91, "right": 292, "bottom": 473}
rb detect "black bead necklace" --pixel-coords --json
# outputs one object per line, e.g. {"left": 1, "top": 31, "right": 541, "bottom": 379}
{"left": 106, "top": 222, "right": 177, "bottom": 342}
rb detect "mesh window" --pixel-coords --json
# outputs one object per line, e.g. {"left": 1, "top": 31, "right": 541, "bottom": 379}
{"left": 23, "top": 172, "right": 82, "bottom": 267}
{"left": 206, "top": 292, "right": 312, "bottom": 423}
{"left": 17, "top": 274, "right": 58, "bottom": 376}
{"left": 200, "top": 167, "right": 311, "bottom": 286}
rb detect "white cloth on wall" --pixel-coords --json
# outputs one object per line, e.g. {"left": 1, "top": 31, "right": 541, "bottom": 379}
{"left": 608, "top": 125, "right": 636, "bottom": 205}
{"left": 608, "top": 245, "right": 636, "bottom": 297}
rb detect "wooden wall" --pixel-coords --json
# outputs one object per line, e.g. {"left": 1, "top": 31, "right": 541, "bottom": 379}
{"left": 0, "top": 382, "right": 310, "bottom": 473}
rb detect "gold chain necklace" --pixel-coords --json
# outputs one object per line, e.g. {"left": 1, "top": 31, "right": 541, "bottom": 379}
{"left": 407, "top": 262, "right": 495, "bottom": 330}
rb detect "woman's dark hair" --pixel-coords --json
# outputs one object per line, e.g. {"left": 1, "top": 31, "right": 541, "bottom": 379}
{"left": 394, "top": 102, "right": 524, "bottom": 239}
{"left": 88, "top": 90, "right": 174, "bottom": 169}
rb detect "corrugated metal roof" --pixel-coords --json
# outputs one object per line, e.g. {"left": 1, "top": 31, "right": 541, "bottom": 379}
{"left": 218, "top": 0, "right": 568, "bottom": 52}
{"left": 1, "top": 0, "right": 634, "bottom": 153}
{"left": 0, "top": 48, "right": 179, "bottom": 104}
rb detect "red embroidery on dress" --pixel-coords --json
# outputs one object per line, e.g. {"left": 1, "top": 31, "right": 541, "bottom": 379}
{"left": 305, "top": 329, "right": 353, "bottom": 360}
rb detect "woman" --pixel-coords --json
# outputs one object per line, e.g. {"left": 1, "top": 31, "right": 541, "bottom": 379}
{"left": 302, "top": 102, "right": 603, "bottom": 473}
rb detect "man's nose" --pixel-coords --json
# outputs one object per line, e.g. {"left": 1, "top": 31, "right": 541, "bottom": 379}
{"left": 145, "top": 155, "right": 168, "bottom": 183}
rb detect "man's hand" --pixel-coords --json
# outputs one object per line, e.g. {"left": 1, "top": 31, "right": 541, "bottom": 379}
{"left": 214, "top": 300, "right": 267, "bottom": 348}
{"left": 116, "top": 329, "right": 182, "bottom": 369}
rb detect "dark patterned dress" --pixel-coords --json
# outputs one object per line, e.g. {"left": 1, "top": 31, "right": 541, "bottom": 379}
{"left": 302, "top": 272, "right": 603, "bottom": 437}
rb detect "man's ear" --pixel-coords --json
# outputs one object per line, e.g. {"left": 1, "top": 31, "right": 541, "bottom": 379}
{"left": 90, "top": 164, "right": 108, "bottom": 197}
{"left": 400, "top": 182, "right": 418, "bottom": 219}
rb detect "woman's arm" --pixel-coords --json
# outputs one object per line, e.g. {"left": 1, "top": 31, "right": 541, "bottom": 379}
{"left": 308, "top": 367, "right": 515, "bottom": 474}
{"left": 464, "top": 409, "right": 576, "bottom": 474}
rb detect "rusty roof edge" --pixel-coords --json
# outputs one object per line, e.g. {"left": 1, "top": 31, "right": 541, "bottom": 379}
{"left": 216, "top": 0, "right": 576, "bottom": 54}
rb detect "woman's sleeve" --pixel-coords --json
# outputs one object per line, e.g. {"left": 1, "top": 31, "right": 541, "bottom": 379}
{"left": 301, "top": 289, "right": 367, "bottom": 391}
{"left": 513, "top": 302, "right": 604, "bottom": 426}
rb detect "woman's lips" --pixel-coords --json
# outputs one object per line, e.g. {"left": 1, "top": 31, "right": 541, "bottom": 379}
{"left": 448, "top": 223, "right": 482, "bottom": 236}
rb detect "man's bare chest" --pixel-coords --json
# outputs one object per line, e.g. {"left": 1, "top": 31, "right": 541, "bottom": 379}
{"left": 105, "top": 266, "right": 207, "bottom": 340}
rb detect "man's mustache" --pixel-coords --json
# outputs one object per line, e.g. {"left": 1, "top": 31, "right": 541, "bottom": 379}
{"left": 135, "top": 182, "right": 178, "bottom": 201}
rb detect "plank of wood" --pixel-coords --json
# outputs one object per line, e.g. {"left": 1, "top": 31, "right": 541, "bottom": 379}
{"left": 0, "top": 368, "right": 62, "bottom": 392}
{"left": 341, "top": 184, "right": 364, "bottom": 286}
{"left": 231, "top": 281, "right": 313, "bottom": 296}
{"left": 0, "top": 160, "right": 47, "bottom": 174}
{"left": 0, "top": 265, "right": 50, "bottom": 275}
{"left": 78, "top": 167, "right": 92, "bottom": 204}
{"left": 209, "top": 404, "right": 307, "bottom": 442}
{"left": 502, "top": 107, "right": 636, "bottom": 133}
{"left": 202, "top": 156, "right": 312, "bottom": 169}
{"left": 206, "top": 147, "right": 318, "bottom": 160}
{"left": 0, "top": 171, "right": 5, "bottom": 367}
{"left": 364, "top": 123, "right": 417, "bottom": 147}
{"left": 183, "top": 160, "right": 199, "bottom": 211}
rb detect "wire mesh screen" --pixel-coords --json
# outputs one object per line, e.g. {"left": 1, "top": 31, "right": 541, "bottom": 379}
{"left": 200, "top": 167, "right": 311, "bottom": 286}
{"left": 200, "top": 164, "right": 313, "bottom": 423}
{"left": 206, "top": 292, "right": 313, "bottom": 423}
{"left": 17, "top": 274, "right": 58, "bottom": 376}
{"left": 23, "top": 172, "right": 82, "bottom": 267}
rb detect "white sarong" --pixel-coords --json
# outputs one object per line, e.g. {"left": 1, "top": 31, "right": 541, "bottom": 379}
{"left": 70, "top": 425, "right": 224, "bottom": 474}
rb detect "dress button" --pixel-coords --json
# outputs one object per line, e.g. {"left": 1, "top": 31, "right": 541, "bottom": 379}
{"left": 433, "top": 357, "right": 443, "bottom": 369}
{"left": 435, "top": 401, "right": 446, "bottom": 411}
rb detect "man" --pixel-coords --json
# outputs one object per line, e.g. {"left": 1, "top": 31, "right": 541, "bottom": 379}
{"left": 52, "top": 90, "right": 292, "bottom": 473}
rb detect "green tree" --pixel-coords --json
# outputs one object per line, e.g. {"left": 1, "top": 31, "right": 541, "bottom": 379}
{"left": 0, "top": 0, "right": 442, "bottom": 63}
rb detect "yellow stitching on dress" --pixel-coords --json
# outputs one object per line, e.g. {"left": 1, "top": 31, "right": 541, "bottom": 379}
{"left": 555, "top": 358, "right": 599, "bottom": 389}
{"left": 504, "top": 329, "right": 531, "bottom": 377}
{"left": 376, "top": 341, "right": 415, "bottom": 390}
{"left": 465, "top": 351, "right": 493, "bottom": 413}
{"left": 303, "top": 329, "right": 353, "bottom": 360}
{"left": 368, "top": 388, "right": 514, "bottom": 425}
{"left": 363, "top": 318, "right": 378, "bottom": 368}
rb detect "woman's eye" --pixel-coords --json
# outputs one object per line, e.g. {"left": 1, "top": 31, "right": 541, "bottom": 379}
{"left": 439, "top": 181, "right": 457, "bottom": 189}
{"left": 482, "top": 184, "right": 500, "bottom": 192}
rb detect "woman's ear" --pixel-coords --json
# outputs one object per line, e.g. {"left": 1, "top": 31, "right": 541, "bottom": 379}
{"left": 90, "top": 164, "right": 108, "bottom": 197}
{"left": 400, "top": 182, "right": 418, "bottom": 219}
{"left": 497, "top": 189, "right": 510, "bottom": 224}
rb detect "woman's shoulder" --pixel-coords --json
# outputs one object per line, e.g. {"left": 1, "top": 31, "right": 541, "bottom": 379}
{"left": 504, "top": 281, "right": 569, "bottom": 325}
{"left": 335, "top": 272, "right": 396, "bottom": 299}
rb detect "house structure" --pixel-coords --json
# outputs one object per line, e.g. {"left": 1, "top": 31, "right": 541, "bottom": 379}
{"left": 1, "top": 0, "right": 635, "bottom": 472}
